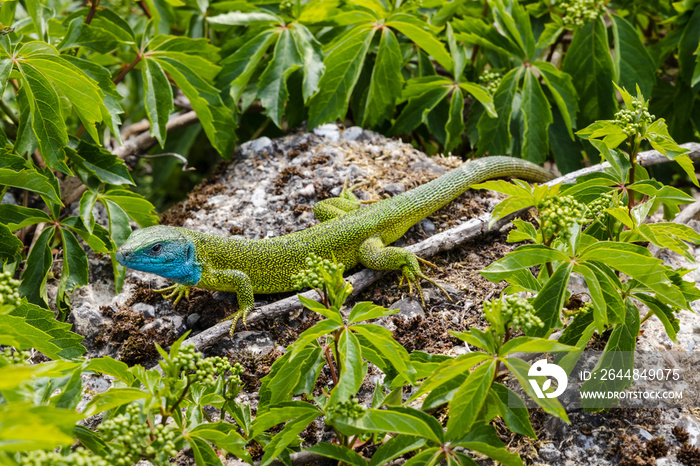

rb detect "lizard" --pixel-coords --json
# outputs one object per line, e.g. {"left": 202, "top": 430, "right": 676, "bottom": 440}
{"left": 116, "top": 155, "right": 553, "bottom": 336}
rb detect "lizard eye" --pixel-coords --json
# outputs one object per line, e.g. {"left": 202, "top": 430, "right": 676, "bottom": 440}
{"left": 151, "top": 243, "right": 163, "bottom": 253}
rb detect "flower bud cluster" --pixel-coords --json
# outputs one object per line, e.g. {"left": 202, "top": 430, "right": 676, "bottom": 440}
{"left": 98, "top": 403, "right": 179, "bottom": 465}
{"left": 0, "top": 347, "right": 30, "bottom": 365}
{"left": 479, "top": 70, "right": 503, "bottom": 95}
{"left": 560, "top": 0, "right": 605, "bottom": 28}
{"left": 23, "top": 449, "right": 109, "bottom": 466}
{"left": 171, "top": 344, "right": 236, "bottom": 387}
{"left": 0, "top": 270, "right": 21, "bottom": 309}
{"left": 583, "top": 192, "right": 621, "bottom": 222}
{"left": 615, "top": 99, "right": 655, "bottom": 136}
{"left": 327, "top": 397, "right": 366, "bottom": 420}
{"left": 291, "top": 253, "right": 345, "bottom": 290}
{"left": 485, "top": 295, "right": 544, "bottom": 332}
{"left": 538, "top": 195, "right": 587, "bottom": 240}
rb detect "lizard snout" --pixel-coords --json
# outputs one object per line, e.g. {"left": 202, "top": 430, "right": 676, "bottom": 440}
{"left": 115, "top": 248, "right": 131, "bottom": 265}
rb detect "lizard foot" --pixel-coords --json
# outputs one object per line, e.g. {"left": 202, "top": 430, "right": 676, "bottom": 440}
{"left": 219, "top": 307, "right": 253, "bottom": 338}
{"left": 399, "top": 266, "right": 453, "bottom": 306}
{"left": 154, "top": 283, "right": 191, "bottom": 306}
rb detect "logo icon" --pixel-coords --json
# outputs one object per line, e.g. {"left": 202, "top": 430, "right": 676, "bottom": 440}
{"left": 528, "top": 359, "right": 568, "bottom": 399}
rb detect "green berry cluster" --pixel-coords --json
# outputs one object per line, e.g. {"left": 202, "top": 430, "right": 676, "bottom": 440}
{"left": 23, "top": 449, "right": 109, "bottom": 466}
{"left": 479, "top": 70, "right": 503, "bottom": 94}
{"left": 291, "top": 253, "right": 345, "bottom": 291}
{"left": 0, "top": 270, "right": 21, "bottom": 309}
{"left": 326, "top": 397, "right": 365, "bottom": 420}
{"left": 559, "top": 0, "right": 605, "bottom": 28}
{"left": 170, "top": 344, "right": 237, "bottom": 387}
{"left": 583, "top": 192, "right": 621, "bottom": 223}
{"left": 614, "top": 99, "right": 655, "bottom": 136}
{"left": 485, "top": 295, "right": 544, "bottom": 332}
{"left": 0, "top": 347, "right": 30, "bottom": 365}
{"left": 538, "top": 195, "right": 587, "bottom": 240}
{"left": 98, "top": 403, "right": 179, "bottom": 465}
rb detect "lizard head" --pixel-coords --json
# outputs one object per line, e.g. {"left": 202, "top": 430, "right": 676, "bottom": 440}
{"left": 116, "top": 226, "right": 201, "bottom": 285}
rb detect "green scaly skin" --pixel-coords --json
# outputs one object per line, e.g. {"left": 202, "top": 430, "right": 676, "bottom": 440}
{"left": 116, "top": 156, "right": 554, "bottom": 336}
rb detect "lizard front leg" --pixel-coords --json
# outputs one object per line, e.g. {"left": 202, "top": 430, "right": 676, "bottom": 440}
{"left": 155, "top": 283, "right": 192, "bottom": 306}
{"left": 204, "top": 270, "right": 255, "bottom": 337}
{"left": 358, "top": 235, "right": 450, "bottom": 305}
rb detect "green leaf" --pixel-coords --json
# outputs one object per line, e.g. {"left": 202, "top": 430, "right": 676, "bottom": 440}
{"left": 476, "top": 68, "right": 520, "bottom": 156}
{"left": 368, "top": 435, "right": 427, "bottom": 466}
{"left": 0, "top": 224, "right": 21, "bottom": 262}
{"left": 348, "top": 301, "right": 396, "bottom": 323}
{"left": 0, "top": 166, "right": 63, "bottom": 206}
{"left": 487, "top": 383, "right": 536, "bottom": 438}
{"left": 142, "top": 58, "right": 173, "bottom": 147}
{"left": 57, "top": 227, "right": 89, "bottom": 304}
{"left": 308, "top": 25, "right": 375, "bottom": 129}
{"left": 217, "top": 29, "right": 280, "bottom": 102}
{"left": 189, "top": 435, "right": 223, "bottom": 466}
{"left": 422, "top": 371, "right": 467, "bottom": 410}
{"left": 360, "top": 27, "right": 403, "bottom": 127}
{"left": 411, "top": 353, "right": 492, "bottom": 402}
{"left": 290, "top": 24, "right": 324, "bottom": 101}
{"left": 153, "top": 55, "right": 236, "bottom": 157}
{"left": 480, "top": 244, "right": 569, "bottom": 282}
{"left": 289, "top": 318, "right": 342, "bottom": 359}
{"left": 678, "top": 7, "right": 700, "bottom": 85}
{"left": 644, "top": 119, "right": 697, "bottom": 187}
{"left": 260, "top": 413, "right": 319, "bottom": 466}
{"left": 634, "top": 293, "right": 679, "bottom": 342}
{"left": 521, "top": 68, "right": 553, "bottom": 163}
{"left": 575, "top": 262, "right": 625, "bottom": 329}
{"left": 190, "top": 423, "right": 250, "bottom": 461}
{"left": 298, "top": 295, "right": 343, "bottom": 322}
{"left": 391, "top": 85, "right": 451, "bottom": 134}
{"left": 0, "top": 204, "right": 52, "bottom": 232}
{"left": 611, "top": 16, "right": 656, "bottom": 98}
{"left": 84, "top": 387, "right": 149, "bottom": 416}
{"left": 0, "top": 403, "right": 82, "bottom": 452}
{"left": 335, "top": 407, "right": 443, "bottom": 444}
{"left": 387, "top": 14, "right": 452, "bottom": 71}
{"left": 14, "top": 64, "right": 70, "bottom": 174}
{"left": 19, "top": 227, "right": 55, "bottom": 307}
{"left": 454, "top": 17, "right": 522, "bottom": 58}
{"left": 493, "top": 0, "right": 535, "bottom": 59}
{"left": 251, "top": 401, "right": 322, "bottom": 439}
{"left": 445, "top": 359, "right": 497, "bottom": 439}
{"left": 101, "top": 189, "right": 158, "bottom": 228}
{"left": 0, "top": 317, "right": 60, "bottom": 360}
{"left": 534, "top": 61, "right": 578, "bottom": 138}
{"left": 64, "top": 140, "right": 134, "bottom": 187}
{"left": 499, "top": 336, "right": 576, "bottom": 356}
{"left": 0, "top": 58, "right": 12, "bottom": 98}
{"left": 305, "top": 443, "right": 366, "bottom": 466}
{"left": 352, "top": 323, "right": 416, "bottom": 384}
{"left": 207, "top": 10, "right": 283, "bottom": 26}
{"left": 528, "top": 261, "right": 574, "bottom": 336}
{"left": 10, "top": 301, "right": 85, "bottom": 358}
{"left": 562, "top": 19, "right": 616, "bottom": 126}
{"left": 84, "top": 357, "right": 134, "bottom": 384}
{"left": 579, "top": 242, "right": 686, "bottom": 309}
{"left": 329, "top": 329, "right": 366, "bottom": 405}
{"left": 445, "top": 88, "right": 465, "bottom": 153}
{"left": 502, "top": 357, "right": 569, "bottom": 421}
{"left": 257, "top": 29, "right": 302, "bottom": 128}
{"left": 459, "top": 82, "right": 496, "bottom": 117}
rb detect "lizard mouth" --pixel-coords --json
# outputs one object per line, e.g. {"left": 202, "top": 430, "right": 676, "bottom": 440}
{"left": 115, "top": 248, "right": 130, "bottom": 265}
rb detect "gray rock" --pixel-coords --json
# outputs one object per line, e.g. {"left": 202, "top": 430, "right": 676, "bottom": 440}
{"left": 297, "top": 184, "right": 316, "bottom": 198}
{"left": 678, "top": 414, "right": 700, "bottom": 446}
{"left": 230, "top": 331, "right": 276, "bottom": 354}
{"left": 313, "top": 123, "right": 340, "bottom": 142}
{"left": 251, "top": 188, "right": 267, "bottom": 208}
{"left": 381, "top": 183, "right": 406, "bottom": 196}
{"left": 637, "top": 427, "right": 653, "bottom": 441}
{"left": 418, "top": 218, "right": 436, "bottom": 235}
{"left": 389, "top": 298, "right": 425, "bottom": 320}
{"left": 341, "top": 126, "right": 363, "bottom": 141}
{"left": 2, "top": 192, "right": 17, "bottom": 205}
{"left": 243, "top": 136, "right": 273, "bottom": 153}
{"left": 70, "top": 305, "right": 108, "bottom": 341}
{"left": 132, "top": 302, "right": 156, "bottom": 319}
{"left": 538, "top": 443, "right": 562, "bottom": 462}
{"left": 187, "top": 313, "right": 201, "bottom": 328}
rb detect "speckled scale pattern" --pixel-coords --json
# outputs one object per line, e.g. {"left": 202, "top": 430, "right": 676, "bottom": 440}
{"left": 168, "top": 156, "right": 553, "bottom": 293}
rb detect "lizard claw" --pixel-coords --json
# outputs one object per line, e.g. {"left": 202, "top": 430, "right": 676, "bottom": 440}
{"left": 154, "top": 283, "right": 191, "bottom": 306}
{"left": 400, "top": 265, "right": 453, "bottom": 306}
{"left": 219, "top": 307, "right": 253, "bottom": 337}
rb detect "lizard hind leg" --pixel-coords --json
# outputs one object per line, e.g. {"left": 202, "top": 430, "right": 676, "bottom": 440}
{"left": 358, "top": 236, "right": 452, "bottom": 306}
{"left": 312, "top": 179, "right": 368, "bottom": 222}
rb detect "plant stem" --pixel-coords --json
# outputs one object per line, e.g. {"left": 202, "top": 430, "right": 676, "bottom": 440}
{"left": 0, "top": 99, "right": 18, "bottom": 125}
{"left": 114, "top": 52, "right": 143, "bottom": 85}
{"left": 324, "top": 344, "right": 338, "bottom": 386}
{"left": 85, "top": 0, "right": 99, "bottom": 25}
{"left": 627, "top": 135, "right": 642, "bottom": 211}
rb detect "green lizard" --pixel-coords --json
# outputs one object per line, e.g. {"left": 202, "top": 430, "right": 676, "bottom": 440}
{"left": 116, "top": 156, "right": 553, "bottom": 336}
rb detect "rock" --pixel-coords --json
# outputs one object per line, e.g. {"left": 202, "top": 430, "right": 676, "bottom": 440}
{"left": 297, "top": 184, "right": 316, "bottom": 198}
{"left": 381, "top": 183, "right": 406, "bottom": 196}
{"left": 2, "top": 192, "right": 17, "bottom": 205}
{"left": 389, "top": 298, "right": 425, "bottom": 320}
{"left": 418, "top": 218, "right": 436, "bottom": 235}
{"left": 251, "top": 188, "right": 267, "bottom": 208}
{"left": 187, "top": 313, "right": 201, "bottom": 328}
{"left": 313, "top": 123, "right": 340, "bottom": 142}
{"left": 69, "top": 304, "right": 108, "bottom": 341}
{"left": 341, "top": 126, "right": 363, "bottom": 141}
{"left": 132, "top": 302, "right": 156, "bottom": 319}
{"left": 678, "top": 415, "right": 700, "bottom": 447}
{"left": 637, "top": 427, "right": 653, "bottom": 441}
{"left": 242, "top": 136, "right": 273, "bottom": 153}
{"left": 230, "top": 331, "right": 276, "bottom": 355}
{"left": 538, "top": 443, "right": 562, "bottom": 462}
